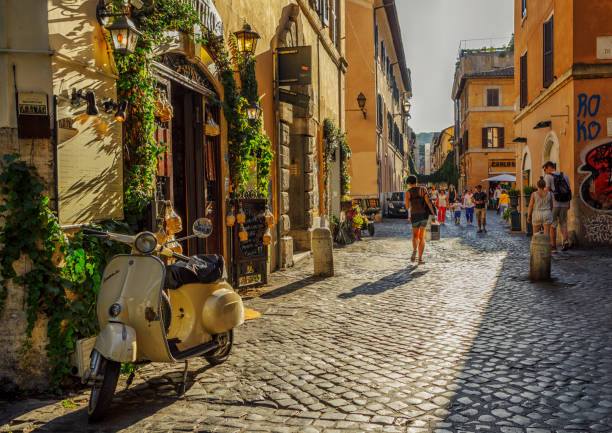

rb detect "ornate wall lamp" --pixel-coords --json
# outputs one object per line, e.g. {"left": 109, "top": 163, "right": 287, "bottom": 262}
{"left": 233, "top": 23, "right": 261, "bottom": 57}
{"left": 96, "top": 0, "right": 142, "bottom": 55}
{"left": 347, "top": 93, "right": 367, "bottom": 118}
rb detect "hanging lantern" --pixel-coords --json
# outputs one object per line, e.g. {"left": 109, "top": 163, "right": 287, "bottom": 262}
{"left": 265, "top": 208, "right": 274, "bottom": 228}
{"left": 236, "top": 207, "right": 246, "bottom": 224}
{"left": 238, "top": 224, "right": 248, "bottom": 242}
{"left": 245, "top": 102, "right": 262, "bottom": 121}
{"left": 262, "top": 228, "right": 272, "bottom": 246}
{"left": 233, "top": 23, "right": 260, "bottom": 57}
{"left": 106, "top": 15, "right": 142, "bottom": 55}
{"left": 226, "top": 208, "right": 236, "bottom": 227}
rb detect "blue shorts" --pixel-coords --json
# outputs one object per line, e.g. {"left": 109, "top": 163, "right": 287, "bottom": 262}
{"left": 454, "top": 211, "right": 461, "bottom": 219}
{"left": 411, "top": 219, "right": 428, "bottom": 228}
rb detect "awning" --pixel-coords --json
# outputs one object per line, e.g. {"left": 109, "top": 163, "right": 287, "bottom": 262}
{"left": 482, "top": 174, "right": 516, "bottom": 182}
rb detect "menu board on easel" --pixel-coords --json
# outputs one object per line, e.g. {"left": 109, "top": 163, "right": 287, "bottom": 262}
{"left": 234, "top": 199, "right": 267, "bottom": 262}
{"left": 232, "top": 198, "right": 268, "bottom": 288}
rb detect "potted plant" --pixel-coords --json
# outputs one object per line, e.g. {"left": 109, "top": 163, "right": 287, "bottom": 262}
{"left": 507, "top": 188, "right": 521, "bottom": 208}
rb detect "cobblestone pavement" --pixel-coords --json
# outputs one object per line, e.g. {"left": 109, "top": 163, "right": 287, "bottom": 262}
{"left": 2, "top": 212, "right": 612, "bottom": 433}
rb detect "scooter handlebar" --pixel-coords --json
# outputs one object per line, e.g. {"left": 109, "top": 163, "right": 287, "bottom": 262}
{"left": 82, "top": 229, "right": 110, "bottom": 239}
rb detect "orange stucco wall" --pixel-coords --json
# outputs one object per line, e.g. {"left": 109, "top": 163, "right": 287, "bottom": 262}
{"left": 514, "top": 0, "right": 612, "bottom": 245}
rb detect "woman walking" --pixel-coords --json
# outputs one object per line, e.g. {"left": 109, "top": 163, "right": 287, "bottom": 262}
{"left": 463, "top": 188, "right": 475, "bottom": 225}
{"left": 498, "top": 189, "right": 510, "bottom": 218}
{"left": 437, "top": 188, "right": 449, "bottom": 224}
{"left": 527, "top": 177, "right": 553, "bottom": 235}
{"left": 405, "top": 175, "right": 436, "bottom": 265}
{"left": 448, "top": 184, "right": 456, "bottom": 204}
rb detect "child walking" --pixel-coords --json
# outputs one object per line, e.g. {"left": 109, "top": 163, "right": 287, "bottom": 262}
{"left": 452, "top": 199, "right": 463, "bottom": 224}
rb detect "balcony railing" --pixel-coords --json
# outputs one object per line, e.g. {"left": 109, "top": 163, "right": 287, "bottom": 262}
{"left": 180, "top": 0, "right": 223, "bottom": 37}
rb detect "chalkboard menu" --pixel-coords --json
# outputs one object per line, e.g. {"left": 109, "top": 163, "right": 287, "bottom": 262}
{"left": 233, "top": 199, "right": 267, "bottom": 263}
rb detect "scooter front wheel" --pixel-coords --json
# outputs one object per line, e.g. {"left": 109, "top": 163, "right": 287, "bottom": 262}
{"left": 204, "top": 330, "right": 233, "bottom": 366}
{"left": 88, "top": 358, "right": 120, "bottom": 423}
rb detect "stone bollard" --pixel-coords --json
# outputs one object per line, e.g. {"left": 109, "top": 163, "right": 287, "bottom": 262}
{"left": 312, "top": 227, "right": 334, "bottom": 277}
{"left": 530, "top": 232, "right": 551, "bottom": 281}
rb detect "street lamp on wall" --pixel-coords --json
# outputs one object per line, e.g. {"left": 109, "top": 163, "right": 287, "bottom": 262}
{"left": 106, "top": 15, "right": 142, "bottom": 55}
{"left": 234, "top": 23, "right": 261, "bottom": 57}
{"left": 245, "top": 101, "right": 262, "bottom": 121}
{"left": 357, "top": 92, "right": 367, "bottom": 118}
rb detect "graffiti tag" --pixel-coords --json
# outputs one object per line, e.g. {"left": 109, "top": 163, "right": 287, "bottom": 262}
{"left": 577, "top": 93, "right": 602, "bottom": 142}
{"left": 583, "top": 214, "right": 612, "bottom": 244}
{"left": 579, "top": 139, "right": 612, "bottom": 211}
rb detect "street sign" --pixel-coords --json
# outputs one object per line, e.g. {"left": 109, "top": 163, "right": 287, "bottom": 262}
{"left": 277, "top": 46, "right": 312, "bottom": 85}
{"left": 279, "top": 88, "right": 310, "bottom": 109}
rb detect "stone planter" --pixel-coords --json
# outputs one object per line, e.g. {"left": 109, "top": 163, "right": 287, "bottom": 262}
{"left": 509, "top": 195, "right": 519, "bottom": 208}
{"left": 511, "top": 209, "right": 521, "bottom": 231}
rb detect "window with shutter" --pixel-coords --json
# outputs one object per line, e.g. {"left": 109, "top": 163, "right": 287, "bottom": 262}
{"left": 487, "top": 89, "right": 499, "bottom": 107}
{"left": 377, "top": 94, "right": 383, "bottom": 128}
{"left": 374, "top": 25, "right": 378, "bottom": 56}
{"left": 322, "top": 0, "right": 330, "bottom": 26}
{"left": 482, "top": 127, "right": 504, "bottom": 148}
{"left": 521, "top": 0, "right": 527, "bottom": 18}
{"left": 543, "top": 17, "right": 554, "bottom": 88}
{"left": 520, "top": 53, "right": 528, "bottom": 109}
{"left": 482, "top": 128, "right": 488, "bottom": 149}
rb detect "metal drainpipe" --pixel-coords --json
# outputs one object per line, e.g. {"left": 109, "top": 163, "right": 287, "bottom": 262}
{"left": 274, "top": 48, "right": 282, "bottom": 269}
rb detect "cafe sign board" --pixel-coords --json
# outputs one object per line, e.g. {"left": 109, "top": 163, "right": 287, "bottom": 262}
{"left": 17, "top": 92, "right": 51, "bottom": 138}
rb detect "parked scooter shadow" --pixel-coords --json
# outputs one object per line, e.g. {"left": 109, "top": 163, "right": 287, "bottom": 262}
{"left": 29, "top": 363, "right": 216, "bottom": 433}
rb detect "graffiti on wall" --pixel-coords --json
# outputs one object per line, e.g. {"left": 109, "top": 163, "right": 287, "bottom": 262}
{"left": 577, "top": 93, "right": 602, "bottom": 142}
{"left": 579, "top": 139, "right": 612, "bottom": 211}
{"left": 583, "top": 214, "right": 612, "bottom": 244}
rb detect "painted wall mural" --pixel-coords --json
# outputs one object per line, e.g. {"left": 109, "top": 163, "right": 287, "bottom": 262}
{"left": 579, "top": 138, "right": 612, "bottom": 212}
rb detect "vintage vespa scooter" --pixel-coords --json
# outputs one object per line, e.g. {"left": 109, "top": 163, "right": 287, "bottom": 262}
{"left": 81, "top": 218, "right": 244, "bottom": 422}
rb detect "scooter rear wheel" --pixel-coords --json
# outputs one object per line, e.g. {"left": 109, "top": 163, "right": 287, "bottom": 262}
{"left": 204, "top": 330, "right": 233, "bottom": 366}
{"left": 88, "top": 358, "right": 120, "bottom": 423}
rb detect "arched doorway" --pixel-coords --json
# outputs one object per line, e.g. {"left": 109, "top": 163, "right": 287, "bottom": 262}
{"left": 153, "top": 53, "right": 223, "bottom": 257}
{"left": 543, "top": 131, "right": 560, "bottom": 167}
{"left": 522, "top": 147, "right": 532, "bottom": 187}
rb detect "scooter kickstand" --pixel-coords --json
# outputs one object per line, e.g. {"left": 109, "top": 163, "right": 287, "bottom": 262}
{"left": 178, "top": 360, "right": 189, "bottom": 397}
{"left": 125, "top": 371, "right": 135, "bottom": 390}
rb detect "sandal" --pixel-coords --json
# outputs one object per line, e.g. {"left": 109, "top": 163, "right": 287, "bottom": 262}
{"left": 562, "top": 240, "right": 569, "bottom": 251}
{"left": 418, "top": 259, "right": 425, "bottom": 265}
{"left": 411, "top": 250, "right": 417, "bottom": 262}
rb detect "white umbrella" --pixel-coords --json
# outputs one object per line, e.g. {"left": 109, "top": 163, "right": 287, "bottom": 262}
{"left": 482, "top": 174, "right": 516, "bottom": 182}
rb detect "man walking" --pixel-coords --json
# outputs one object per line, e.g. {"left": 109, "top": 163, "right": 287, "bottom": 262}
{"left": 494, "top": 185, "right": 502, "bottom": 214}
{"left": 473, "top": 184, "right": 488, "bottom": 233}
{"left": 543, "top": 161, "right": 571, "bottom": 252}
{"left": 405, "top": 175, "right": 436, "bottom": 265}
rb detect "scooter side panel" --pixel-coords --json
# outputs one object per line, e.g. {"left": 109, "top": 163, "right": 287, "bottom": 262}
{"left": 94, "top": 322, "right": 137, "bottom": 363}
{"left": 97, "top": 255, "right": 173, "bottom": 362}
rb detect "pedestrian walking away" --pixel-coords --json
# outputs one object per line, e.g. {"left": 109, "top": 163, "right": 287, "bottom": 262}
{"left": 448, "top": 184, "right": 456, "bottom": 205}
{"left": 437, "top": 188, "right": 449, "bottom": 224}
{"left": 498, "top": 189, "right": 510, "bottom": 219}
{"left": 543, "top": 161, "right": 572, "bottom": 252}
{"left": 473, "top": 184, "right": 488, "bottom": 233}
{"left": 527, "top": 177, "right": 553, "bottom": 235}
{"left": 494, "top": 185, "right": 502, "bottom": 214}
{"left": 405, "top": 175, "right": 436, "bottom": 265}
{"left": 463, "top": 188, "right": 475, "bottom": 225}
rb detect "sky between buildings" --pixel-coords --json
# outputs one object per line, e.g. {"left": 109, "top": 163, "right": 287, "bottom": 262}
{"left": 395, "top": 0, "right": 514, "bottom": 134}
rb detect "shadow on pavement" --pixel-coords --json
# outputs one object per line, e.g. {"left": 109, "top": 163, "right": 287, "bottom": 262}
{"left": 259, "top": 276, "right": 322, "bottom": 299}
{"left": 438, "top": 244, "right": 612, "bottom": 431}
{"left": 338, "top": 266, "right": 427, "bottom": 299}
{"left": 29, "top": 363, "right": 215, "bottom": 433}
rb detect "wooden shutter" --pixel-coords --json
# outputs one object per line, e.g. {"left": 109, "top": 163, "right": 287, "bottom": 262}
{"left": 482, "top": 128, "right": 488, "bottom": 148}
{"left": 499, "top": 127, "right": 505, "bottom": 148}
{"left": 520, "top": 53, "right": 528, "bottom": 109}
{"left": 543, "top": 17, "right": 554, "bottom": 88}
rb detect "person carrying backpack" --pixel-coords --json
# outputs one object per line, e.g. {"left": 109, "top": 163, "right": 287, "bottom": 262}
{"left": 405, "top": 175, "right": 436, "bottom": 265}
{"left": 543, "top": 161, "right": 571, "bottom": 252}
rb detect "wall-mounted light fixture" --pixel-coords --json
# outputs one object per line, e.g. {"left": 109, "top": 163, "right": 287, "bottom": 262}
{"left": 71, "top": 89, "right": 99, "bottom": 116}
{"left": 533, "top": 121, "right": 552, "bottom": 129}
{"left": 97, "top": 0, "right": 142, "bottom": 55}
{"left": 357, "top": 92, "right": 367, "bottom": 118}
{"left": 245, "top": 102, "right": 262, "bottom": 121}
{"left": 103, "top": 99, "right": 129, "bottom": 122}
{"left": 233, "top": 23, "right": 261, "bottom": 57}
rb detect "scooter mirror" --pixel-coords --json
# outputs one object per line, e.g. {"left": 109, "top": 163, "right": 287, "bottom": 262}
{"left": 193, "top": 218, "right": 213, "bottom": 238}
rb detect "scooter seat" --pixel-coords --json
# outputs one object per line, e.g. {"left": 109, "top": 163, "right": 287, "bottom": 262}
{"left": 165, "top": 255, "right": 224, "bottom": 290}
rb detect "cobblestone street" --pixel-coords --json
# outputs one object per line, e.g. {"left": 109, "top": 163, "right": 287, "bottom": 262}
{"left": 2, "top": 212, "right": 612, "bottom": 433}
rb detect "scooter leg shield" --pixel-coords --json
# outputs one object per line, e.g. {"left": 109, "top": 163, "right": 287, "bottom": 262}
{"left": 94, "top": 322, "right": 137, "bottom": 363}
{"left": 201, "top": 288, "right": 245, "bottom": 335}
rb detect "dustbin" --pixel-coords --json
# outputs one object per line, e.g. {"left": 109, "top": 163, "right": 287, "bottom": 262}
{"left": 429, "top": 222, "right": 440, "bottom": 241}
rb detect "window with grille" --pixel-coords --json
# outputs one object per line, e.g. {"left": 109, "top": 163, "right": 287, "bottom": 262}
{"left": 520, "top": 53, "right": 528, "bottom": 109}
{"left": 482, "top": 127, "right": 505, "bottom": 148}
{"left": 486, "top": 88, "right": 500, "bottom": 107}
{"left": 543, "top": 16, "right": 554, "bottom": 88}
{"left": 387, "top": 113, "right": 393, "bottom": 141}
{"left": 377, "top": 94, "right": 383, "bottom": 128}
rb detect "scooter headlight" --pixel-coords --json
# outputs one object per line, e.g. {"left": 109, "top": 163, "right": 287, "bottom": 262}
{"left": 109, "top": 303, "right": 122, "bottom": 317}
{"left": 134, "top": 232, "right": 158, "bottom": 254}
